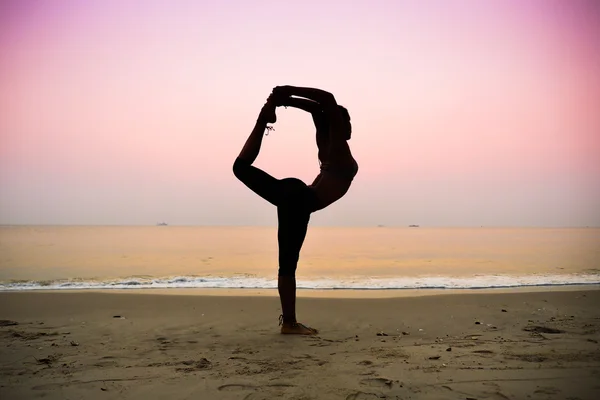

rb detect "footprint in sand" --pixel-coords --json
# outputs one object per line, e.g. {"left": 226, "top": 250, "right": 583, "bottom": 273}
{"left": 439, "top": 381, "right": 512, "bottom": 400}
{"left": 218, "top": 383, "right": 255, "bottom": 391}
{"left": 472, "top": 350, "right": 494, "bottom": 354}
{"left": 155, "top": 336, "right": 173, "bottom": 351}
{"left": 346, "top": 377, "right": 398, "bottom": 400}
{"left": 243, "top": 394, "right": 269, "bottom": 400}
{"left": 218, "top": 383, "right": 295, "bottom": 391}
{"left": 345, "top": 392, "right": 380, "bottom": 400}
{"left": 218, "top": 383, "right": 301, "bottom": 400}
{"left": 534, "top": 386, "right": 561, "bottom": 395}
{"left": 360, "top": 378, "right": 394, "bottom": 388}
{"left": 243, "top": 393, "right": 302, "bottom": 400}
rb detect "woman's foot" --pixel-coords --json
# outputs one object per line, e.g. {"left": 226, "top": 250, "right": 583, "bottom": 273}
{"left": 279, "top": 315, "right": 318, "bottom": 335}
{"left": 280, "top": 322, "right": 319, "bottom": 335}
{"left": 264, "top": 104, "right": 276, "bottom": 124}
{"left": 260, "top": 95, "right": 277, "bottom": 124}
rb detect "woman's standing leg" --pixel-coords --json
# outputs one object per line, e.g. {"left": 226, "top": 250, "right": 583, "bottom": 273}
{"left": 234, "top": 94, "right": 317, "bottom": 334}
{"left": 277, "top": 183, "right": 318, "bottom": 334}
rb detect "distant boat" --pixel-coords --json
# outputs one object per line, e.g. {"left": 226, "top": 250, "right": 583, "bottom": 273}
{"left": 408, "top": 224, "right": 419, "bottom": 228}
{"left": 156, "top": 222, "right": 168, "bottom": 226}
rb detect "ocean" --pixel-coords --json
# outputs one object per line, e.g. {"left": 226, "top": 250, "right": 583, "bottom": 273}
{"left": 0, "top": 226, "right": 598, "bottom": 291}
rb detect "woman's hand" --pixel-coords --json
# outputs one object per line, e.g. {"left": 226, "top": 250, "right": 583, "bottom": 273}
{"left": 273, "top": 85, "right": 294, "bottom": 98}
{"left": 272, "top": 92, "right": 288, "bottom": 107}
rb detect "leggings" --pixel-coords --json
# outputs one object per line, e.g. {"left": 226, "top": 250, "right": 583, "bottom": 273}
{"left": 233, "top": 157, "right": 320, "bottom": 277}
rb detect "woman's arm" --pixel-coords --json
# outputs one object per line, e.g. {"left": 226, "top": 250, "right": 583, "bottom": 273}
{"left": 274, "top": 86, "right": 338, "bottom": 111}
{"left": 280, "top": 97, "right": 322, "bottom": 114}
{"left": 277, "top": 96, "right": 328, "bottom": 134}
{"left": 274, "top": 86, "right": 351, "bottom": 163}
{"left": 276, "top": 86, "right": 348, "bottom": 143}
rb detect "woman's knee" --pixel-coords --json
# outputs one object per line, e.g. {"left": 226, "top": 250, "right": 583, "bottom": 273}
{"left": 278, "top": 264, "right": 297, "bottom": 277}
{"left": 232, "top": 157, "right": 249, "bottom": 180}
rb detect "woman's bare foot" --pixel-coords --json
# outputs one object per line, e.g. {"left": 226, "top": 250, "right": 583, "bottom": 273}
{"left": 280, "top": 322, "right": 319, "bottom": 335}
{"left": 260, "top": 95, "right": 277, "bottom": 124}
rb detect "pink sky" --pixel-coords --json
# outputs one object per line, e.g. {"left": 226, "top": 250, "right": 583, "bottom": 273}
{"left": 1, "top": 0, "right": 599, "bottom": 226}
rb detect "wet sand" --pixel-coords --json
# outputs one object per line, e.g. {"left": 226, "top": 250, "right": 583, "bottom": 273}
{"left": 1, "top": 288, "right": 599, "bottom": 399}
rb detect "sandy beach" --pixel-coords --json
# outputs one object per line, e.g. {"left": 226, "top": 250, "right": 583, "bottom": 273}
{"left": 1, "top": 289, "right": 599, "bottom": 400}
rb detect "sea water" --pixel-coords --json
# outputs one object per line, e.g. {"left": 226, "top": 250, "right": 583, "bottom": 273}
{"left": 0, "top": 226, "right": 598, "bottom": 291}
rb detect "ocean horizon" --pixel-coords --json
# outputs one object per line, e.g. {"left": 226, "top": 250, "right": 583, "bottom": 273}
{"left": 1, "top": 226, "right": 599, "bottom": 292}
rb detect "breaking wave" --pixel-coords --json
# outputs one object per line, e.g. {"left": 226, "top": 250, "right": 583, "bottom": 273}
{"left": 1, "top": 273, "right": 599, "bottom": 291}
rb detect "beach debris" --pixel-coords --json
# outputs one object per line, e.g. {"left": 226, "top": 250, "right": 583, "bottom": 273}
{"left": 474, "top": 321, "right": 481, "bottom": 325}
{"left": 501, "top": 309, "right": 507, "bottom": 312}
{"left": 446, "top": 347, "right": 452, "bottom": 352}
{"left": 401, "top": 331, "right": 409, "bottom": 335}
{"left": 70, "top": 341, "right": 79, "bottom": 347}
{"left": 0, "top": 320, "right": 18, "bottom": 327}
{"left": 376, "top": 332, "right": 388, "bottom": 336}
{"left": 428, "top": 356, "right": 441, "bottom": 360}
{"left": 523, "top": 326, "right": 565, "bottom": 334}
{"left": 101, "top": 388, "right": 107, "bottom": 391}
{"left": 112, "top": 315, "right": 125, "bottom": 319}
{"left": 35, "top": 354, "right": 60, "bottom": 366}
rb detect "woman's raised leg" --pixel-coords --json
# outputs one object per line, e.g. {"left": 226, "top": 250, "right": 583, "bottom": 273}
{"left": 232, "top": 96, "right": 281, "bottom": 205}
{"left": 236, "top": 95, "right": 276, "bottom": 165}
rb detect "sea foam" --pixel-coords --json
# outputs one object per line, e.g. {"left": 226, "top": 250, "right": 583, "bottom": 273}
{"left": 1, "top": 273, "right": 599, "bottom": 291}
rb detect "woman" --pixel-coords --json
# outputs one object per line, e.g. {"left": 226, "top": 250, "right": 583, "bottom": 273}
{"left": 232, "top": 86, "right": 358, "bottom": 334}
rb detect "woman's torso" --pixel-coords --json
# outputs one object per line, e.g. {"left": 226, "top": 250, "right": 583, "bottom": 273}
{"left": 309, "top": 147, "right": 358, "bottom": 210}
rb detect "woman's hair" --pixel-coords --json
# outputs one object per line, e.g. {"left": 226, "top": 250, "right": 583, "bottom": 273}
{"left": 337, "top": 105, "right": 352, "bottom": 140}
{"left": 317, "top": 105, "right": 352, "bottom": 140}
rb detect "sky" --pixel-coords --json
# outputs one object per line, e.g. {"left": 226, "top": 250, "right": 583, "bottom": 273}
{"left": 0, "top": 0, "right": 599, "bottom": 227}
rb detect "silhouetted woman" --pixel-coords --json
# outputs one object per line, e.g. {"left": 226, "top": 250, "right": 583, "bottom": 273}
{"left": 233, "top": 86, "right": 358, "bottom": 334}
